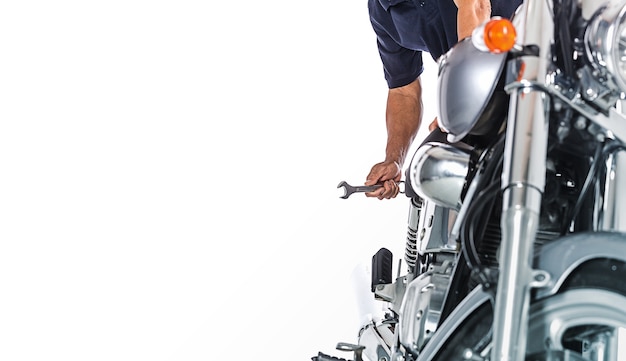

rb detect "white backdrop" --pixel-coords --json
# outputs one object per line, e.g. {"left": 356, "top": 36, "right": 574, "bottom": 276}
{"left": 0, "top": 1, "right": 437, "bottom": 360}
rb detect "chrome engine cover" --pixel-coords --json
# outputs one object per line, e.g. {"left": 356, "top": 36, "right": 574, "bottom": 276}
{"left": 398, "top": 252, "right": 455, "bottom": 354}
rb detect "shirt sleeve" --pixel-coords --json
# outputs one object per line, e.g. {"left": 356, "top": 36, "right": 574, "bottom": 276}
{"left": 368, "top": 0, "right": 424, "bottom": 89}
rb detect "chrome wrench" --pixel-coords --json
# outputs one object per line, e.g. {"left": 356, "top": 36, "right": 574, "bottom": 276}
{"left": 337, "top": 181, "right": 383, "bottom": 199}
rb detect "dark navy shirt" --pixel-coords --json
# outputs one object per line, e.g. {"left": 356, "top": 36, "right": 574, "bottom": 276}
{"left": 368, "top": 0, "right": 522, "bottom": 88}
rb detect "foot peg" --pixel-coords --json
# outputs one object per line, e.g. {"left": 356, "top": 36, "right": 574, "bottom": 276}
{"left": 371, "top": 248, "right": 393, "bottom": 292}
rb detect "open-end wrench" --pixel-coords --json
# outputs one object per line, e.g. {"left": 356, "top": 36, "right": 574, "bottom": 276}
{"left": 338, "top": 180, "right": 406, "bottom": 199}
{"left": 337, "top": 181, "right": 383, "bottom": 199}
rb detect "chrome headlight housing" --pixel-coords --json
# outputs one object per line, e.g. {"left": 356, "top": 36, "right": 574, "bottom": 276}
{"left": 407, "top": 142, "right": 471, "bottom": 210}
{"left": 585, "top": 1, "right": 626, "bottom": 94}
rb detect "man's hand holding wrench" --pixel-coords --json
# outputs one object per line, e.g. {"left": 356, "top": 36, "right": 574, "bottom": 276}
{"left": 337, "top": 180, "right": 404, "bottom": 199}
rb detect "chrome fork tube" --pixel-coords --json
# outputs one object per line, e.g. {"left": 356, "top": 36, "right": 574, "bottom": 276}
{"left": 491, "top": 1, "right": 554, "bottom": 360}
{"left": 598, "top": 149, "right": 626, "bottom": 232}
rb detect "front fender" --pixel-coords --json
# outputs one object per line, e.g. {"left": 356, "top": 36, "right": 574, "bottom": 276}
{"left": 533, "top": 231, "right": 626, "bottom": 299}
{"left": 412, "top": 231, "right": 626, "bottom": 361}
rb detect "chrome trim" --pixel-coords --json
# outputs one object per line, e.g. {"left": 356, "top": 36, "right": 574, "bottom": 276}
{"left": 598, "top": 149, "right": 626, "bottom": 231}
{"left": 505, "top": 80, "right": 626, "bottom": 143}
{"left": 398, "top": 255, "right": 455, "bottom": 354}
{"left": 584, "top": 0, "right": 626, "bottom": 93}
{"left": 415, "top": 199, "right": 457, "bottom": 254}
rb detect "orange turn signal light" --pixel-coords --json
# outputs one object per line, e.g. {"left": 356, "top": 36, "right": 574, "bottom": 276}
{"left": 483, "top": 18, "right": 517, "bottom": 53}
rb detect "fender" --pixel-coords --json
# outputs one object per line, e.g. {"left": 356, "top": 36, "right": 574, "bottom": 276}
{"left": 414, "top": 285, "right": 491, "bottom": 361}
{"left": 533, "top": 231, "right": 626, "bottom": 299}
{"left": 412, "top": 231, "right": 626, "bottom": 361}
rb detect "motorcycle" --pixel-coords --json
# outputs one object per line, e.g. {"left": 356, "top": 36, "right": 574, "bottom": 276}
{"left": 316, "top": 0, "right": 626, "bottom": 360}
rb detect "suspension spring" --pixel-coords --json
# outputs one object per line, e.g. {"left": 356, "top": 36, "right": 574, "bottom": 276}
{"left": 405, "top": 197, "right": 423, "bottom": 271}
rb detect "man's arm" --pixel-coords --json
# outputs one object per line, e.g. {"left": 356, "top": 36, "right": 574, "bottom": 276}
{"left": 365, "top": 77, "right": 422, "bottom": 199}
{"left": 455, "top": 0, "right": 492, "bottom": 40}
{"left": 384, "top": 78, "right": 423, "bottom": 169}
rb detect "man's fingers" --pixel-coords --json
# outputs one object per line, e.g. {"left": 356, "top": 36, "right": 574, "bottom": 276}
{"left": 376, "top": 180, "right": 399, "bottom": 199}
{"left": 377, "top": 186, "right": 386, "bottom": 199}
{"left": 365, "top": 164, "right": 384, "bottom": 186}
{"left": 366, "top": 163, "right": 403, "bottom": 199}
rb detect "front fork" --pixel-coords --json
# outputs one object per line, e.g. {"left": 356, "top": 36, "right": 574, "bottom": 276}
{"left": 491, "top": 1, "right": 554, "bottom": 360}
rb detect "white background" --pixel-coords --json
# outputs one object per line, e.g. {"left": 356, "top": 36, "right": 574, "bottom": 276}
{"left": 0, "top": 1, "right": 437, "bottom": 360}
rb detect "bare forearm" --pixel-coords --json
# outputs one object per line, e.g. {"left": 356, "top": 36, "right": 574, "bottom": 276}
{"left": 455, "top": 0, "right": 491, "bottom": 40}
{"left": 385, "top": 79, "right": 423, "bottom": 168}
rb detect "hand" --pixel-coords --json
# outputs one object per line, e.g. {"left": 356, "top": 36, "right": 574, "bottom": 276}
{"left": 364, "top": 161, "right": 402, "bottom": 200}
{"left": 454, "top": 0, "right": 491, "bottom": 40}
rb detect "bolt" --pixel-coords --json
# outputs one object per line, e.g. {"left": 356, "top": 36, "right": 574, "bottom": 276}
{"left": 574, "top": 116, "right": 587, "bottom": 130}
{"left": 535, "top": 273, "right": 545, "bottom": 282}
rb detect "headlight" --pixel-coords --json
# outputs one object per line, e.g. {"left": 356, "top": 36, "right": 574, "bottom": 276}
{"left": 407, "top": 142, "right": 471, "bottom": 210}
{"left": 585, "top": 1, "right": 626, "bottom": 93}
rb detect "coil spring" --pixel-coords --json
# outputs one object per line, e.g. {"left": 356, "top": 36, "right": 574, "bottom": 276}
{"left": 404, "top": 197, "right": 423, "bottom": 271}
{"left": 405, "top": 225, "right": 418, "bottom": 270}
